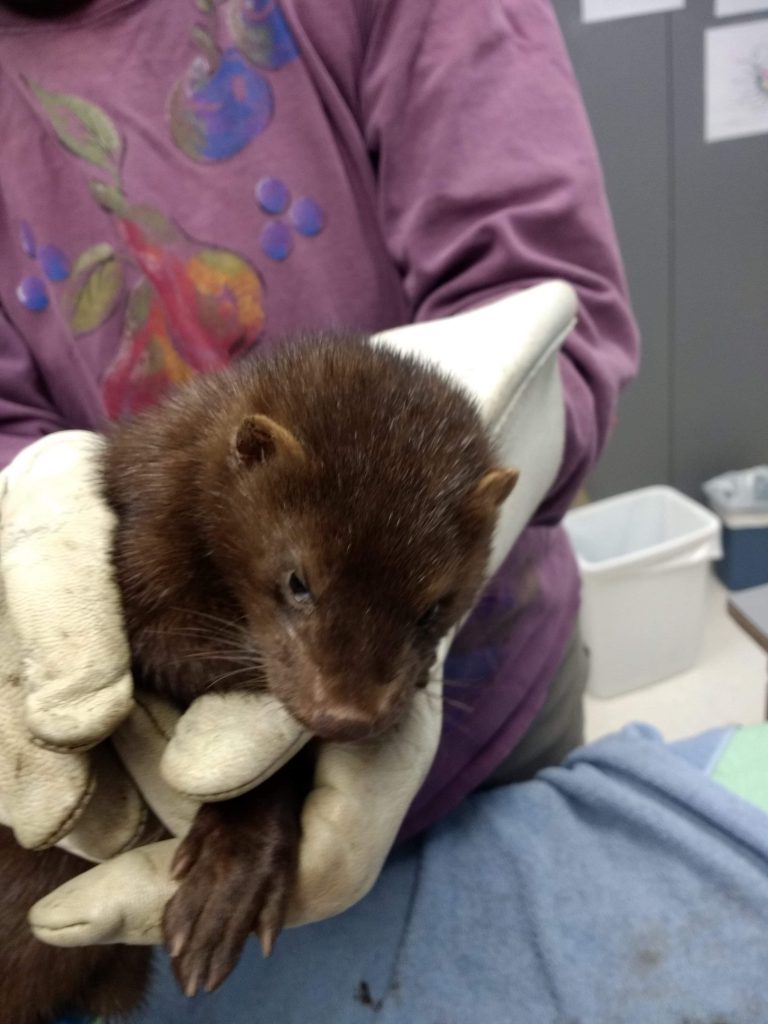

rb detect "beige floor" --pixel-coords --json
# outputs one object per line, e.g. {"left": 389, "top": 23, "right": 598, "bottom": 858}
{"left": 584, "top": 575, "right": 767, "bottom": 744}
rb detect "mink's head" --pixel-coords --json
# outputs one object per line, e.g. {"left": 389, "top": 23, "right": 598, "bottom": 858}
{"left": 106, "top": 333, "right": 518, "bottom": 741}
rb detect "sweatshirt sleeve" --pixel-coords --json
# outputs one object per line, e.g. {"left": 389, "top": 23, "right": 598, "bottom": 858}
{"left": 0, "top": 305, "right": 66, "bottom": 470}
{"left": 359, "top": 0, "right": 640, "bottom": 521}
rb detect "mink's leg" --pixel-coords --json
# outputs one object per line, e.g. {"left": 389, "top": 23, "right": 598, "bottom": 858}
{"left": 0, "top": 826, "right": 151, "bottom": 1024}
{"left": 163, "top": 748, "right": 313, "bottom": 997}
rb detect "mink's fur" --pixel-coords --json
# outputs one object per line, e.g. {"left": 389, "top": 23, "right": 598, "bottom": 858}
{"left": 0, "top": 332, "right": 516, "bottom": 1017}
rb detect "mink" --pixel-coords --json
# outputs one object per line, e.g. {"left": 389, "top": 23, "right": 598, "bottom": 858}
{"left": 0, "top": 331, "right": 517, "bottom": 1020}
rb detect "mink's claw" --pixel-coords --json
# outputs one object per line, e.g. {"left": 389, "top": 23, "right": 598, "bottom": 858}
{"left": 162, "top": 792, "right": 299, "bottom": 996}
{"left": 256, "top": 870, "right": 290, "bottom": 958}
{"left": 167, "top": 928, "right": 188, "bottom": 960}
{"left": 257, "top": 920, "right": 277, "bottom": 958}
{"left": 183, "top": 967, "right": 201, "bottom": 999}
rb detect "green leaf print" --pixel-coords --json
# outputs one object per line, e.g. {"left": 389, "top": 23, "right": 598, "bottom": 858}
{"left": 89, "top": 181, "right": 129, "bottom": 214}
{"left": 70, "top": 242, "right": 116, "bottom": 279}
{"left": 124, "top": 278, "right": 153, "bottom": 335}
{"left": 123, "top": 204, "right": 179, "bottom": 245}
{"left": 195, "top": 247, "right": 254, "bottom": 276}
{"left": 67, "top": 252, "right": 124, "bottom": 334}
{"left": 190, "top": 24, "right": 221, "bottom": 67}
{"left": 29, "top": 82, "right": 122, "bottom": 171}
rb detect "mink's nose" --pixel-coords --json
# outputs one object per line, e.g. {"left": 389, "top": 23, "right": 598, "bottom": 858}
{"left": 293, "top": 671, "right": 407, "bottom": 740}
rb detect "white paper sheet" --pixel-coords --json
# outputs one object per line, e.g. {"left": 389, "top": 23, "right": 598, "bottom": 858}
{"left": 581, "top": 0, "right": 685, "bottom": 22}
{"left": 705, "top": 19, "right": 768, "bottom": 141}
{"left": 715, "top": 1, "right": 768, "bottom": 17}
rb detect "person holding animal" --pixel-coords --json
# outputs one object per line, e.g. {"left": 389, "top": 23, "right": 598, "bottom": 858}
{"left": 0, "top": 0, "right": 638, "bottom": 1020}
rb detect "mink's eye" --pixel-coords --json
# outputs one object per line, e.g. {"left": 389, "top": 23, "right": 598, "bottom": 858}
{"left": 417, "top": 601, "right": 443, "bottom": 631}
{"left": 416, "top": 593, "right": 457, "bottom": 632}
{"left": 285, "top": 571, "right": 312, "bottom": 607}
{"left": 289, "top": 572, "right": 309, "bottom": 597}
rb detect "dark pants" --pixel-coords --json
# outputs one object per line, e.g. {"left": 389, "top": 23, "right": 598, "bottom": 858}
{"left": 482, "top": 626, "right": 589, "bottom": 788}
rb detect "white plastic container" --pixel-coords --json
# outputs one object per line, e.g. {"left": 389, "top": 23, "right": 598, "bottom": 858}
{"left": 564, "top": 486, "right": 722, "bottom": 698}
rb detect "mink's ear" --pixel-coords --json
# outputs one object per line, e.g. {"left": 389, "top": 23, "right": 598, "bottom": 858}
{"left": 232, "top": 414, "right": 304, "bottom": 468}
{"left": 471, "top": 468, "right": 520, "bottom": 510}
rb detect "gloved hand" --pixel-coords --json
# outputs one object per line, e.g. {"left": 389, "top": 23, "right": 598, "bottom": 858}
{"left": 29, "top": 644, "right": 450, "bottom": 945}
{"left": 0, "top": 429, "right": 297, "bottom": 859}
{"left": 0, "top": 429, "right": 145, "bottom": 860}
{"left": 26, "top": 280, "right": 577, "bottom": 946}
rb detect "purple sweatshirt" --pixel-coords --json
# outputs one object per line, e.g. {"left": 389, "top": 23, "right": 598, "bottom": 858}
{"left": 0, "top": 0, "right": 639, "bottom": 837}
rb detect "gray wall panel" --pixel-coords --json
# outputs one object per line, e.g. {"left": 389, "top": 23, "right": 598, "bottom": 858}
{"left": 551, "top": 1, "right": 768, "bottom": 501}
{"left": 554, "top": 2, "right": 672, "bottom": 494}
{"left": 670, "top": 5, "right": 768, "bottom": 495}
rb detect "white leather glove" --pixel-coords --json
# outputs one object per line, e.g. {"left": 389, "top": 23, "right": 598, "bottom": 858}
{"left": 0, "top": 432, "right": 297, "bottom": 858}
{"left": 0, "top": 430, "right": 145, "bottom": 860}
{"left": 28, "top": 280, "right": 577, "bottom": 947}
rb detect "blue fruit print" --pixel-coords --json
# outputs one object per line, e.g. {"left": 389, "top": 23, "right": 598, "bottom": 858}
{"left": 170, "top": 43, "right": 274, "bottom": 162}
{"left": 39, "top": 244, "right": 70, "bottom": 281}
{"left": 20, "top": 220, "right": 36, "bottom": 257}
{"left": 255, "top": 175, "right": 290, "bottom": 214}
{"left": 290, "top": 196, "right": 325, "bottom": 237}
{"left": 16, "top": 223, "right": 72, "bottom": 311}
{"left": 260, "top": 220, "right": 293, "bottom": 261}
{"left": 228, "top": 0, "right": 299, "bottom": 71}
{"left": 255, "top": 178, "right": 326, "bottom": 261}
{"left": 16, "top": 275, "right": 49, "bottom": 311}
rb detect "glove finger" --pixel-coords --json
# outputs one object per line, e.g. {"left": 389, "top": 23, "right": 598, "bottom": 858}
{"left": 1, "top": 431, "right": 133, "bottom": 750}
{"left": 113, "top": 693, "right": 199, "bottom": 836}
{"left": 162, "top": 692, "right": 310, "bottom": 801}
{"left": 0, "top": 634, "right": 93, "bottom": 849}
{"left": 286, "top": 673, "right": 445, "bottom": 927}
{"left": 0, "top": 606, "right": 143, "bottom": 857}
{"left": 29, "top": 838, "right": 180, "bottom": 947}
{"left": 285, "top": 780, "right": 377, "bottom": 926}
{"left": 2, "top": 744, "right": 93, "bottom": 852}
{"left": 59, "top": 743, "right": 148, "bottom": 862}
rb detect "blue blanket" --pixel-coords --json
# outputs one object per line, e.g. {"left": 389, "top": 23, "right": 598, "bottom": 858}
{"left": 128, "top": 724, "right": 768, "bottom": 1024}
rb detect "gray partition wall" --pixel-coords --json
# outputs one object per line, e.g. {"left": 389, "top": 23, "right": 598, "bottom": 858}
{"left": 552, "top": 2, "right": 768, "bottom": 499}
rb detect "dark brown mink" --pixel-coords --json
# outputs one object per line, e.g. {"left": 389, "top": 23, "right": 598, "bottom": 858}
{"left": 0, "top": 331, "right": 517, "bottom": 1018}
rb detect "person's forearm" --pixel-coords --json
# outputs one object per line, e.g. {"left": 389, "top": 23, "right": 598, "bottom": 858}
{"left": 360, "top": 0, "right": 639, "bottom": 525}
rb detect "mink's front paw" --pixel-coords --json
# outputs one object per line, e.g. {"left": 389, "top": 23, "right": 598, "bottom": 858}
{"left": 162, "top": 792, "right": 300, "bottom": 997}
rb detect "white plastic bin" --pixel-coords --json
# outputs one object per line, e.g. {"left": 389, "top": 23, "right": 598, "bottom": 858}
{"left": 564, "top": 486, "right": 722, "bottom": 698}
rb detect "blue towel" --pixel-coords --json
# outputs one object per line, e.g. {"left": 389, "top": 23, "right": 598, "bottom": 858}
{"left": 126, "top": 724, "right": 768, "bottom": 1023}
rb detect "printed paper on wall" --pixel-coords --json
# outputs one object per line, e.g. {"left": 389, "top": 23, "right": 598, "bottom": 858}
{"left": 715, "top": 1, "right": 768, "bottom": 18}
{"left": 705, "top": 19, "right": 768, "bottom": 141}
{"left": 581, "top": 0, "right": 685, "bottom": 23}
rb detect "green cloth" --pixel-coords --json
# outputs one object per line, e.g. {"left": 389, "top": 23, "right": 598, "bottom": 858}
{"left": 712, "top": 723, "right": 768, "bottom": 814}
